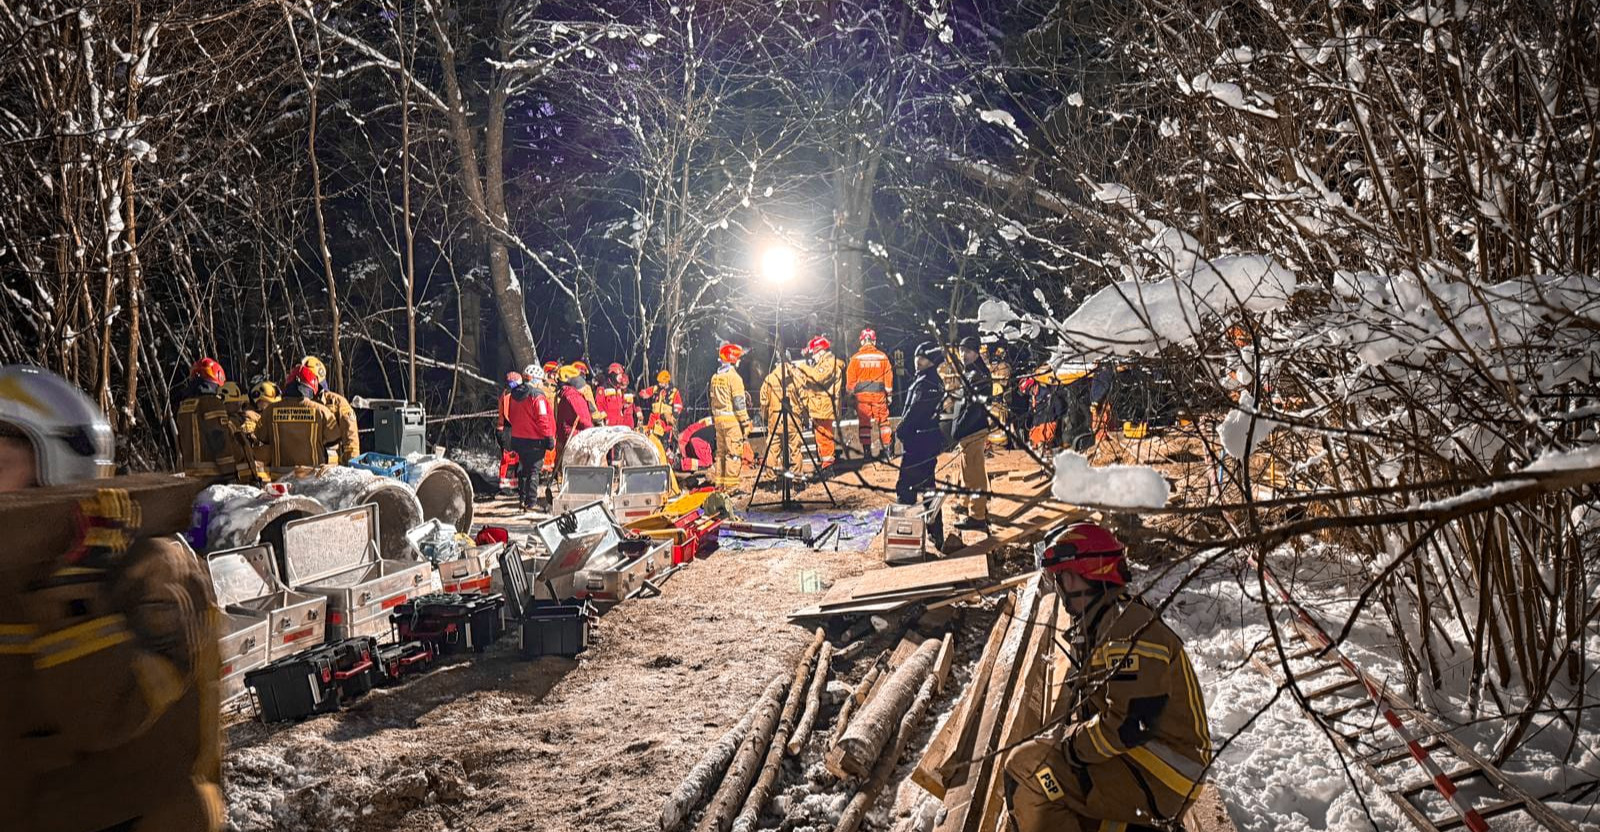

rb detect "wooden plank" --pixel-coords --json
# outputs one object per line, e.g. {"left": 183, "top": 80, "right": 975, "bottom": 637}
{"left": 927, "top": 574, "right": 1031, "bottom": 611}
{"left": 849, "top": 556, "right": 992, "bottom": 599}
{"left": 821, "top": 585, "right": 960, "bottom": 612}
{"left": 912, "top": 597, "right": 1013, "bottom": 799}
{"left": 944, "top": 506, "right": 1088, "bottom": 562}
{"left": 931, "top": 633, "right": 955, "bottom": 692}
{"left": 889, "top": 635, "right": 926, "bottom": 669}
{"left": 819, "top": 574, "right": 863, "bottom": 607}
{"left": 973, "top": 595, "right": 1060, "bottom": 832}
{"left": 932, "top": 578, "right": 1042, "bottom": 832}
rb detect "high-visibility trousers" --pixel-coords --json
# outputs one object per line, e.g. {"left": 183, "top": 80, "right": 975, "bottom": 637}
{"left": 1029, "top": 422, "right": 1058, "bottom": 450}
{"left": 855, "top": 394, "right": 893, "bottom": 454}
{"left": 762, "top": 409, "right": 805, "bottom": 472}
{"left": 1003, "top": 736, "right": 1194, "bottom": 832}
{"left": 958, "top": 431, "right": 989, "bottom": 519}
{"left": 713, "top": 420, "right": 746, "bottom": 491}
{"left": 813, "top": 419, "right": 836, "bottom": 467}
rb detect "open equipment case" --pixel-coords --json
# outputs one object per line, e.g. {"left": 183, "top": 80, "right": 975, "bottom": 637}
{"left": 612, "top": 465, "right": 673, "bottom": 524}
{"left": 497, "top": 537, "right": 594, "bottom": 658}
{"left": 206, "top": 543, "right": 328, "bottom": 662}
{"left": 283, "top": 504, "right": 434, "bottom": 640}
{"left": 550, "top": 465, "right": 616, "bottom": 515}
{"left": 535, "top": 501, "right": 672, "bottom": 602}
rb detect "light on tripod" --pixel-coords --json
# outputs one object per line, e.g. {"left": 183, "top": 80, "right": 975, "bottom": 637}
{"left": 759, "top": 244, "right": 798, "bottom": 287}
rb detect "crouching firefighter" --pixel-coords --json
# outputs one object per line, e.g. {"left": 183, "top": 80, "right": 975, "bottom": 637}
{"left": 0, "top": 365, "right": 223, "bottom": 831}
{"left": 1004, "top": 522, "right": 1213, "bottom": 832}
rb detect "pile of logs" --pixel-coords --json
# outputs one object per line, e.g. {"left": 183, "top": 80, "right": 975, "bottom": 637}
{"left": 913, "top": 575, "right": 1060, "bottom": 832}
{"left": 661, "top": 621, "right": 958, "bottom": 832}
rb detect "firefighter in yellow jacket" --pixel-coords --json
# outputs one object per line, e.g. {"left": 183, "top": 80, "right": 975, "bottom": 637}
{"left": 1005, "top": 522, "right": 1212, "bottom": 832}
{"left": 709, "top": 343, "right": 752, "bottom": 492}
{"left": 173, "top": 357, "right": 258, "bottom": 483}
{"left": 793, "top": 335, "right": 842, "bottom": 472}
{"left": 257, "top": 365, "right": 344, "bottom": 474}
{"left": 0, "top": 365, "right": 223, "bottom": 832}
{"left": 299, "top": 355, "right": 360, "bottom": 463}
{"left": 758, "top": 359, "right": 805, "bottom": 478}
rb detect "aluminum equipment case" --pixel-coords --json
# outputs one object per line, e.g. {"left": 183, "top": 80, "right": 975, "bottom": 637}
{"left": 612, "top": 465, "right": 673, "bottom": 524}
{"left": 882, "top": 493, "right": 944, "bottom": 565}
{"left": 206, "top": 544, "right": 328, "bottom": 661}
{"left": 217, "top": 613, "right": 269, "bottom": 704}
{"left": 536, "top": 502, "right": 672, "bottom": 602}
{"left": 283, "top": 504, "right": 434, "bottom": 640}
{"left": 390, "top": 591, "right": 505, "bottom": 654}
{"left": 497, "top": 543, "right": 594, "bottom": 658}
{"left": 244, "top": 636, "right": 380, "bottom": 722}
{"left": 550, "top": 465, "right": 616, "bottom": 516}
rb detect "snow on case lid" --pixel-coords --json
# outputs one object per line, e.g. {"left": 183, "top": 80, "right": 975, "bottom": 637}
{"left": 283, "top": 503, "right": 381, "bottom": 587}
{"left": 562, "top": 466, "right": 616, "bottom": 495}
{"left": 532, "top": 501, "right": 619, "bottom": 585}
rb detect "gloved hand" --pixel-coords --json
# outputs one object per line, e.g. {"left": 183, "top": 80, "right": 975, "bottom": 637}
{"left": 498, "top": 426, "right": 512, "bottom": 450}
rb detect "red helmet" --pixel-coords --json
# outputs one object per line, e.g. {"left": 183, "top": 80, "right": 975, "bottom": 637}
{"left": 506, "top": 371, "right": 524, "bottom": 385}
{"left": 543, "top": 360, "right": 559, "bottom": 374}
{"left": 573, "top": 360, "right": 590, "bottom": 374}
{"left": 805, "top": 335, "right": 832, "bottom": 354}
{"left": 859, "top": 328, "right": 877, "bottom": 345}
{"left": 1037, "top": 522, "right": 1127, "bottom": 586}
{"left": 191, "top": 357, "right": 225, "bottom": 385}
{"left": 719, "top": 343, "right": 745, "bottom": 364}
{"left": 286, "top": 364, "right": 320, "bottom": 393}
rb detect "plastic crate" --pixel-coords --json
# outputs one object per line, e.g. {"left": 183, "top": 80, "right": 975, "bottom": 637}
{"left": 519, "top": 599, "right": 594, "bottom": 658}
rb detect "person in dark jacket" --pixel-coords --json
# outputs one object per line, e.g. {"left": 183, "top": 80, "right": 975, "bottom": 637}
{"left": 895, "top": 342, "right": 947, "bottom": 507}
{"left": 950, "top": 336, "right": 992, "bottom": 531}
{"left": 506, "top": 368, "right": 557, "bottom": 510}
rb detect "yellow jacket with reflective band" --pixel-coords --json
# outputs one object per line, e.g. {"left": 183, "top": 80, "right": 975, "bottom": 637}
{"left": 256, "top": 395, "right": 342, "bottom": 471}
{"left": 793, "top": 349, "right": 842, "bottom": 420}
{"left": 317, "top": 389, "right": 360, "bottom": 462}
{"left": 1052, "top": 589, "right": 1212, "bottom": 811}
{"left": 759, "top": 365, "right": 803, "bottom": 421}
{"left": 175, "top": 393, "right": 257, "bottom": 483}
{"left": 709, "top": 366, "right": 751, "bottom": 428}
{"left": 0, "top": 478, "right": 222, "bottom": 832}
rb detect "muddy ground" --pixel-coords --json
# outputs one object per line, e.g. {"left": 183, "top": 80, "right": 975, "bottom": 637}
{"left": 220, "top": 448, "right": 1211, "bottom": 832}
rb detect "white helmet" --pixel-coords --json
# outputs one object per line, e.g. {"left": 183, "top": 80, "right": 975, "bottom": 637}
{"left": 522, "top": 364, "right": 546, "bottom": 384}
{"left": 0, "top": 365, "right": 115, "bottom": 485}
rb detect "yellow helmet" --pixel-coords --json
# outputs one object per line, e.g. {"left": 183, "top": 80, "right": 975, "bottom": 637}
{"left": 251, "top": 380, "right": 280, "bottom": 404}
{"left": 557, "top": 364, "right": 582, "bottom": 383}
{"left": 300, "top": 356, "right": 327, "bottom": 381}
{"left": 657, "top": 370, "right": 671, "bottom": 385}
{"left": 220, "top": 381, "right": 246, "bottom": 402}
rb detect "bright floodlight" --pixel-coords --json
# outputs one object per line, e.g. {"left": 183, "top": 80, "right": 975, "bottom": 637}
{"left": 760, "top": 244, "right": 798, "bottom": 286}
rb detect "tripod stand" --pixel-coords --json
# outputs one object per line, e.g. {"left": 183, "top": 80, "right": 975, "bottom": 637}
{"left": 747, "top": 312, "right": 837, "bottom": 511}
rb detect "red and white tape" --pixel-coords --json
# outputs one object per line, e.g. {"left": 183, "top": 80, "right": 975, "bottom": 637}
{"left": 1250, "top": 556, "right": 1492, "bottom": 832}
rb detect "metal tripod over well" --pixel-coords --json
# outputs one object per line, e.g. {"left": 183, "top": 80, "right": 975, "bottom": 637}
{"left": 747, "top": 309, "right": 836, "bottom": 512}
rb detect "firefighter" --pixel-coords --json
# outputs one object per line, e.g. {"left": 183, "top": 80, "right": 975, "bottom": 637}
{"left": 505, "top": 368, "right": 556, "bottom": 510}
{"left": 1003, "top": 522, "right": 1212, "bottom": 832}
{"left": 895, "top": 342, "right": 946, "bottom": 516}
{"left": 950, "top": 336, "right": 992, "bottom": 532}
{"left": 846, "top": 328, "right": 895, "bottom": 462}
{"left": 570, "top": 360, "right": 606, "bottom": 426}
{"left": 708, "top": 343, "right": 752, "bottom": 493}
{"left": 0, "top": 364, "right": 223, "bottom": 831}
{"left": 1024, "top": 366, "right": 1063, "bottom": 452}
{"left": 986, "top": 344, "right": 1013, "bottom": 447}
{"left": 639, "top": 370, "right": 685, "bottom": 438}
{"left": 245, "top": 378, "right": 281, "bottom": 438}
{"left": 596, "top": 363, "right": 636, "bottom": 429}
{"left": 758, "top": 358, "right": 805, "bottom": 480}
{"left": 553, "top": 364, "right": 595, "bottom": 470}
{"left": 794, "top": 335, "right": 842, "bottom": 473}
{"left": 678, "top": 416, "right": 716, "bottom": 475}
{"left": 256, "top": 365, "right": 343, "bottom": 474}
{"left": 173, "top": 357, "right": 258, "bottom": 483}
{"left": 299, "top": 355, "right": 360, "bottom": 463}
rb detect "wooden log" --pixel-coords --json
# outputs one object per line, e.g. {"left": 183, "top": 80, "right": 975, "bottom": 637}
{"left": 972, "top": 595, "right": 1059, "bottom": 832}
{"left": 729, "top": 629, "right": 826, "bottom": 832}
{"left": 828, "top": 662, "right": 882, "bottom": 749}
{"left": 931, "top": 577, "right": 1042, "bottom": 832}
{"left": 660, "top": 698, "right": 761, "bottom": 832}
{"left": 835, "top": 673, "right": 939, "bottom": 832}
{"left": 836, "top": 637, "right": 942, "bottom": 778}
{"left": 912, "top": 596, "right": 1012, "bottom": 799}
{"left": 692, "top": 674, "right": 789, "bottom": 832}
{"left": 786, "top": 640, "right": 834, "bottom": 755}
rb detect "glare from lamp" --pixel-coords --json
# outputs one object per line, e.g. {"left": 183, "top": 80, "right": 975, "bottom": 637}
{"left": 760, "top": 244, "right": 798, "bottom": 287}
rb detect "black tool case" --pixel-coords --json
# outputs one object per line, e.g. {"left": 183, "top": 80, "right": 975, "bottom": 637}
{"left": 497, "top": 544, "right": 594, "bottom": 658}
{"left": 244, "top": 636, "right": 379, "bottom": 722}
{"left": 375, "top": 640, "right": 437, "bottom": 684}
{"left": 390, "top": 591, "right": 505, "bottom": 654}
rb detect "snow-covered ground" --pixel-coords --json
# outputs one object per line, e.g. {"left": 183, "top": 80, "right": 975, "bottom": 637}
{"left": 1143, "top": 544, "right": 1600, "bottom": 832}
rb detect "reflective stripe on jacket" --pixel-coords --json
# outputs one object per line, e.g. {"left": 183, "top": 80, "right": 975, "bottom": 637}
{"left": 846, "top": 346, "right": 894, "bottom": 397}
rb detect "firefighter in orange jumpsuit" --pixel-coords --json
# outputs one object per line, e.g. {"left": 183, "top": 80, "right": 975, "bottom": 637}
{"left": 639, "top": 370, "right": 685, "bottom": 437}
{"left": 1004, "top": 522, "right": 1212, "bottom": 832}
{"left": 794, "top": 335, "right": 842, "bottom": 473}
{"left": 708, "top": 343, "right": 752, "bottom": 493}
{"left": 845, "top": 328, "right": 895, "bottom": 462}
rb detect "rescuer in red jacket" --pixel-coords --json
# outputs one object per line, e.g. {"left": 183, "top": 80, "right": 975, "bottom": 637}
{"left": 595, "top": 363, "right": 636, "bottom": 429}
{"left": 505, "top": 369, "right": 557, "bottom": 510}
{"left": 554, "top": 364, "right": 595, "bottom": 473}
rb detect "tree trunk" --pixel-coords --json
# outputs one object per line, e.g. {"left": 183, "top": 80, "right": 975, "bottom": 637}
{"left": 836, "top": 637, "right": 940, "bottom": 778}
{"left": 731, "top": 629, "right": 826, "bottom": 832}
{"left": 694, "top": 675, "right": 789, "bottom": 832}
{"left": 787, "top": 640, "right": 833, "bottom": 755}
{"left": 118, "top": 0, "right": 144, "bottom": 432}
{"left": 661, "top": 699, "right": 760, "bottom": 832}
{"left": 835, "top": 674, "right": 938, "bottom": 832}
